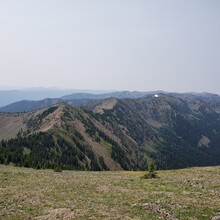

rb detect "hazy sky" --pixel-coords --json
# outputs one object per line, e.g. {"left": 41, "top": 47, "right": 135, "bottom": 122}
{"left": 0, "top": 0, "right": 219, "bottom": 93}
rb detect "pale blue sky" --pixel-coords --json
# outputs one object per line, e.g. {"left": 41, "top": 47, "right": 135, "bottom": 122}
{"left": 0, "top": 0, "right": 219, "bottom": 93}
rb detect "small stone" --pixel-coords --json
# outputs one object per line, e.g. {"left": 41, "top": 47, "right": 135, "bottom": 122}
{"left": 211, "top": 216, "right": 220, "bottom": 220}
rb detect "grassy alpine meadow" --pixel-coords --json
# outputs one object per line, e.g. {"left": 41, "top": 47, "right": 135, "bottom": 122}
{"left": 0, "top": 165, "right": 220, "bottom": 220}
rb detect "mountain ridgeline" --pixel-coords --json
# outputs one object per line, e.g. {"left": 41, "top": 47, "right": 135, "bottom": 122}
{"left": 0, "top": 93, "right": 220, "bottom": 171}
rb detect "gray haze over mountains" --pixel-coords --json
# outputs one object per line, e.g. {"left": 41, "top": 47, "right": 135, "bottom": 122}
{"left": 1, "top": 0, "right": 220, "bottom": 177}
{"left": 0, "top": 1, "right": 219, "bottom": 93}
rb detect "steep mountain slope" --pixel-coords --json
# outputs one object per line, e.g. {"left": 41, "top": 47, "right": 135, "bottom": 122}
{"left": 1, "top": 94, "right": 220, "bottom": 170}
{"left": 0, "top": 112, "right": 27, "bottom": 140}
{"left": 0, "top": 104, "right": 124, "bottom": 170}
{"left": 83, "top": 94, "right": 220, "bottom": 169}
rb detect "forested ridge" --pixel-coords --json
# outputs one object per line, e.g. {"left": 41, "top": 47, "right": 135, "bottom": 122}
{"left": 1, "top": 94, "right": 220, "bottom": 170}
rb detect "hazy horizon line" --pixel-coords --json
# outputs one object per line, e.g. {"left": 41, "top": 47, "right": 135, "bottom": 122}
{"left": 0, "top": 86, "right": 219, "bottom": 95}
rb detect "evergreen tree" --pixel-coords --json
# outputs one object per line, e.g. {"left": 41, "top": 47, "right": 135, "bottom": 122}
{"left": 144, "top": 161, "right": 157, "bottom": 179}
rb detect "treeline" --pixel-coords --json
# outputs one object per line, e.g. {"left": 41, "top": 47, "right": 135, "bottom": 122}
{"left": 0, "top": 132, "right": 83, "bottom": 170}
{"left": 0, "top": 130, "right": 110, "bottom": 171}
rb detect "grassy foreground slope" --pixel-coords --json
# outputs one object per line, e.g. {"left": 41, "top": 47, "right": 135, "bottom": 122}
{"left": 0, "top": 165, "right": 220, "bottom": 220}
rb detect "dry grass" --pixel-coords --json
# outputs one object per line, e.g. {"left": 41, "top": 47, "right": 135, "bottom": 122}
{"left": 0, "top": 165, "right": 220, "bottom": 219}
{"left": 0, "top": 113, "right": 25, "bottom": 140}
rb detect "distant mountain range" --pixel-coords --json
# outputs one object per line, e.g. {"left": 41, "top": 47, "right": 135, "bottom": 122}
{"left": 61, "top": 91, "right": 158, "bottom": 100}
{"left": 0, "top": 91, "right": 161, "bottom": 112}
{"left": 0, "top": 89, "right": 115, "bottom": 107}
{"left": 1, "top": 92, "right": 220, "bottom": 170}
